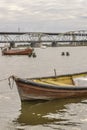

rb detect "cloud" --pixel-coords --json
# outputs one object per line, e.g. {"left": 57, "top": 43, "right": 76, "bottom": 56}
{"left": 0, "top": 0, "right": 87, "bottom": 32}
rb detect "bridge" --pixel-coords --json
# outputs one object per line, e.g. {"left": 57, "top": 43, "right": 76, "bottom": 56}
{"left": 0, "top": 30, "right": 87, "bottom": 47}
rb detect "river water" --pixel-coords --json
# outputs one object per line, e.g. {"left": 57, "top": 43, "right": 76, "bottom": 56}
{"left": 0, "top": 46, "right": 87, "bottom": 130}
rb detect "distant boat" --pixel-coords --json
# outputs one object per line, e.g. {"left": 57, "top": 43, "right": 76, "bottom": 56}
{"left": 10, "top": 72, "right": 87, "bottom": 101}
{"left": 2, "top": 47, "right": 33, "bottom": 55}
{"left": 40, "top": 45, "right": 47, "bottom": 49}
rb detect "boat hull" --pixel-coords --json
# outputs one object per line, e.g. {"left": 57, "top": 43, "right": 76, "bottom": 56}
{"left": 2, "top": 48, "right": 33, "bottom": 55}
{"left": 13, "top": 76, "right": 87, "bottom": 101}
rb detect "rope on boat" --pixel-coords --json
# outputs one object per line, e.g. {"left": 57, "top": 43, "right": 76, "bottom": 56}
{"left": 8, "top": 76, "right": 15, "bottom": 89}
{"left": 0, "top": 76, "right": 15, "bottom": 89}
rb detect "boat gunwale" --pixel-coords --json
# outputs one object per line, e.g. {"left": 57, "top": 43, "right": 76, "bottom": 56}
{"left": 13, "top": 72, "right": 87, "bottom": 90}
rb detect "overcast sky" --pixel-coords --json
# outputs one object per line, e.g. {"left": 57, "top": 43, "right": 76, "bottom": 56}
{"left": 0, "top": 0, "right": 87, "bottom": 32}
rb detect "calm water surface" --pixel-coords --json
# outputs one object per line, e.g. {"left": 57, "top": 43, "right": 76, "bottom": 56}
{"left": 0, "top": 47, "right": 87, "bottom": 130}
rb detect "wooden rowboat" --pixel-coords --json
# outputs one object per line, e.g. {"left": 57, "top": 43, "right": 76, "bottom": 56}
{"left": 2, "top": 47, "right": 33, "bottom": 55}
{"left": 11, "top": 72, "right": 87, "bottom": 101}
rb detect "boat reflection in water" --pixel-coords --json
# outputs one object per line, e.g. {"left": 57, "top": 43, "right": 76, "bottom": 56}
{"left": 15, "top": 97, "right": 86, "bottom": 125}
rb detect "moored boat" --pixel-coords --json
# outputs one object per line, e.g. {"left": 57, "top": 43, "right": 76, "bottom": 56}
{"left": 10, "top": 72, "right": 87, "bottom": 101}
{"left": 2, "top": 47, "right": 33, "bottom": 55}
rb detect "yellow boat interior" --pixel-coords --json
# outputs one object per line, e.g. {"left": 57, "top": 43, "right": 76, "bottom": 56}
{"left": 33, "top": 73, "right": 87, "bottom": 86}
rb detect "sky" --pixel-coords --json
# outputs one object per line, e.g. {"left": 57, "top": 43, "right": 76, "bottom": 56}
{"left": 0, "top": 0, "right": 87, "bottom": 32}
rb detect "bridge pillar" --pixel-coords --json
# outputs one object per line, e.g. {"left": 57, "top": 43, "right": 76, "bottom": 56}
{"left": 72, "top": 34, "right": 77, "bottom": 46}
{"left": 30, "top": 42, "right": 41, "bottom": 47}
{"left": 10, "top": 41, "right": 15, "bottom": 48}
{"left": 51, "top": 41, "right": 57, "bottom": 47}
